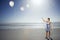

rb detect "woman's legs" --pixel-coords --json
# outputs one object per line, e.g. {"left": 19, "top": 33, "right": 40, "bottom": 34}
{"left": 46, "top": 31, "right": 51, "bottom": 39}
{"left": 46, "top": 32, "right": 48, "bottom": 38}
{"left": 49, "top": 31, "right": 53, "bottom": 40}
{"left": 46, "top": 31, "right": 50, "bottom": 38}
{"left": 47, "top": 31, "right": 51, "bottom": 39}
{"left": 47, "top": 31, "right": 50, "bottom": 38}
{"left": 49, "top": 31, "right": 50, "bottom": 38}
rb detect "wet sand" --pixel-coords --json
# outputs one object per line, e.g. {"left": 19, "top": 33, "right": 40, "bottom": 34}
{"left": 0, "top": 28, "right": 60, "bottom": 40}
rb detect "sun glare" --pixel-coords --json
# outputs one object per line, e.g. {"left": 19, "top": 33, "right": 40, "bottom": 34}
{"left": 31, "top": 0, "right": 45, "bottom": 6}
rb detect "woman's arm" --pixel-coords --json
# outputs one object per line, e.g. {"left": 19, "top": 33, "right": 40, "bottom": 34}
{"left": 42, "top": 18, "right": 47, "bottom": 22}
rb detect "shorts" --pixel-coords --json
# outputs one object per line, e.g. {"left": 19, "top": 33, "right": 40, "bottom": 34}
{"left": 46, "top": 28, "right": 50, "bottom": 32}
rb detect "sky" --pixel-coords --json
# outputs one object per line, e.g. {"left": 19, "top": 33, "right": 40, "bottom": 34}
{"left": 0, "top": 0, "right": 60, "bottom": 23}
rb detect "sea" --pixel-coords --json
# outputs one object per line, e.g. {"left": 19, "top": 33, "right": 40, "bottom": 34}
{"left": 0, "top": 22, "right": 60, "bottom": 29}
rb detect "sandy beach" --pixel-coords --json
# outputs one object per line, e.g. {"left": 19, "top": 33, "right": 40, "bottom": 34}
{"left": 0, "top": 28, "right": 60, "bottom": 40}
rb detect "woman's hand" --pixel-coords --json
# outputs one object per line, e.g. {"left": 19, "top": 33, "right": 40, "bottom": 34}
{"left": 42, "top": 18, "right": 46, "bottom": 22}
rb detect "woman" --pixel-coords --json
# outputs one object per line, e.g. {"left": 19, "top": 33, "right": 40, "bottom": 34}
{"left": 42, "top": 18, "right": 53, "bottom": 40}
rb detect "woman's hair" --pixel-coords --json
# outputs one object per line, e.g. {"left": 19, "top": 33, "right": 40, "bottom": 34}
{"left": 48, "top": 18, "right": 50, "bottom": 21}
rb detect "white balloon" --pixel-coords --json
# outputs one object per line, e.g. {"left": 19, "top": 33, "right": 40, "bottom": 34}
{"left": 20, "top": 7, "right": 24, "bottom": 11}
{"left": 26, "top": 4, "right": 30, "bottom": 8}
{"left": 9, "top": 1, "right": 14, "bottom": 7}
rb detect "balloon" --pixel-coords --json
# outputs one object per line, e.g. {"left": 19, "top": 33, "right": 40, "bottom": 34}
{"left": 20, "top": 7, "right": 24, "bottom": 11}
{"left": 9, "top": 1, "right": 14, "bottom": 7}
